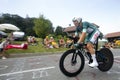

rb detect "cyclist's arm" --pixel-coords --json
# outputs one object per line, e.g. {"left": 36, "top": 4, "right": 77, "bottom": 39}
{"left": 77, "top": 32, "right": 86, "bottom": 43}
{"left": 77, "top": 22, "right": 88, "bottom": 43}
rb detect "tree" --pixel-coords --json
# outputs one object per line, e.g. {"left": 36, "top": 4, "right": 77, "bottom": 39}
{"left": 34, "top": 15, "right": 54, "bottom": 38}
{"left": 55, "top": 26, "right": 64, "bottom": 36}
{"left": 0, "top": 13, "right": 36, "bottom": 36}
{"left": 0, "top": 13, "right": 54, "bottom": 37}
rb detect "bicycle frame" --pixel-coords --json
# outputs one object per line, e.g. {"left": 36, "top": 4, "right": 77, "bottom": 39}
{"left": 71, "top": 37, "right": 100, "bottom": 63}
{"left": 73, "top": 47, "right": 91, "bottom": 63}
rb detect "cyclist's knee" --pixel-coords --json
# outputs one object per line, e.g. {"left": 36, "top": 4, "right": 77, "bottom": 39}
{"left": 86, "top": 43, "right": 94, "bottom": 50}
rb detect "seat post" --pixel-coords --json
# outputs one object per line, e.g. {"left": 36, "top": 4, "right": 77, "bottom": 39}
{"left": 95, "top": 38, "right": 99, "bottom": 51}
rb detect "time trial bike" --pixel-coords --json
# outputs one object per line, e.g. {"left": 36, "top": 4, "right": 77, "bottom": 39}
{"left": 59, "top": 36, "right": 114, "bottom": 77}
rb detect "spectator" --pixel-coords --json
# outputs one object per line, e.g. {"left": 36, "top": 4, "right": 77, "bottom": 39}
{"left": 27, "top": 36, "right": 33, "bottom": 45}
{"left": 44, "top": 36, "right": 51, "bottom": 48}
{"left": 103, "top": 42, "right": 115, "bottom": 49}
{"left": 66, "top": 38, "right": 73, "bottom": 48}
{"left": 31, "top": 36, "right": 38, "bottom": 46}
{"left": 7, "top": 32, "right": 14, "bottom": 44}
{"left": 0, "top": 38, "right": 10, "bottom": 59}
{"left": 49, "top": 37, "right": 59, "bottom": 48}
{"left": 0, "top": 34, "right": 2, "bottom": 43}
{"left": 59, "top": 37, "right": 65, "bottom": 47}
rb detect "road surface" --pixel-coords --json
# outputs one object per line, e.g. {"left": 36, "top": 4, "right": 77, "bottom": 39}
{"left": 0, "top": 49, "right": 120, "bottom": 80}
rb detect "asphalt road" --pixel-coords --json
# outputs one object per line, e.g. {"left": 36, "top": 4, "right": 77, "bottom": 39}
{"left": 0, "top": 49, "right": 120, "bottom": 80}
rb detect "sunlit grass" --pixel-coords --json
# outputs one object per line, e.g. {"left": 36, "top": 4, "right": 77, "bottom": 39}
{"left": 5, "top": 40, "right": 68, "bottom": 55}
{"left": 4, "top": 38, "right": 108, "bottom": 55}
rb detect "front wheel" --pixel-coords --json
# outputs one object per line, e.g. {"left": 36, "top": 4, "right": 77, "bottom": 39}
{"left": 97, "top": 48, "right": 114, "bottom": 72}
{"left": 59, "top": 49, "right": 85, "bottom": 77}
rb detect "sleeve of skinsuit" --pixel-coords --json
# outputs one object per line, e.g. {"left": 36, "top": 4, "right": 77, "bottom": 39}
{"left": 75, "top": 27, "right": 79, "bottom": 36}
{"left": 82, "top": 22, "right": 89, "bottom": 32}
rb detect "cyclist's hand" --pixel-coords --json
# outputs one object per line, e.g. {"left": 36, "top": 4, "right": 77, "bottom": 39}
{"left": 74, "top": 43, "right": 83, "bottom": 48}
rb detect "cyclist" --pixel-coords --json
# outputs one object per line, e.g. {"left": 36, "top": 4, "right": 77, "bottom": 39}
{"left": 72, "top": 17, "right": 103, "bottom": 67}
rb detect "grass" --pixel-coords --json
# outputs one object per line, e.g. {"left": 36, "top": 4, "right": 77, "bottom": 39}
{"left": 3, "top": 38, "right": 110, "bottom": 55}
{"left": 4, "top": 40, "right": 68, "bottom": 55}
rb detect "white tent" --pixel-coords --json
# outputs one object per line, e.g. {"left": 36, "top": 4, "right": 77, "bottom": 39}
{"left": 0, "top": 23, "right": 20, "bottom": 31}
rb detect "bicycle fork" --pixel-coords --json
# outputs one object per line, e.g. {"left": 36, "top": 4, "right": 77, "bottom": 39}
{"left": 71, "top": 50, "right": 78, "bottom": 66}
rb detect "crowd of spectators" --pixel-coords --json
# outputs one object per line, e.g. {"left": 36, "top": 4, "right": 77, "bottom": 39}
{"left": 44, "top": 36, "right": 59, "bottom": 49}
{"left": 43, "top": 36, "right": 73, "bottom": 49}
{"left": 102, "top": 42, "right": 115, "bottom": 49}
{"left": 27, "top": 36, "right": 38, "bottom": 45}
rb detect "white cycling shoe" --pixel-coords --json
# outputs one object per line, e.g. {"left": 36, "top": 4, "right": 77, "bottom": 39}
{"left": 88, "top": 54, "right": 98, "bottom": 67}
{"left": 88, "top": 61, "right": 98, "bottom": 67}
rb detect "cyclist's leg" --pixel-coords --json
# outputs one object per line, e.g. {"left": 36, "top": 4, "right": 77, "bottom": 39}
{"left": 86, "top": 30, "right": 100, "bottom": 67}
{"left": 87, "top": 30, "right": 100, "bottom": 53}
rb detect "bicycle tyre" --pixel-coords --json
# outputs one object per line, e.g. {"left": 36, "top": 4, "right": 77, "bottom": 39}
{"left": 59, "top": 49, "right": 85, "bottom": 77}
{"left": 97, "top": 48, "right": 114, "bottom": 72}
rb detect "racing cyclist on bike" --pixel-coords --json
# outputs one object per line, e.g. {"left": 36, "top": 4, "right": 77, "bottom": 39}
{"left": 72, "top": 17, "right": 103, "bottom": 67}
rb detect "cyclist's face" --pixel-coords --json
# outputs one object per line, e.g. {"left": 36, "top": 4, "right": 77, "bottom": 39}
{"left": 73, "top": 21, "right": 79, "bottom": 27}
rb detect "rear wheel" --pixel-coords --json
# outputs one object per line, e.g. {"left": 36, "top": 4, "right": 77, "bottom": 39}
{"left": 97, "top": 48, "right": 114, "bottom": 72}
{"left": 59, "top": 49, "right": 85, "bottom": 77}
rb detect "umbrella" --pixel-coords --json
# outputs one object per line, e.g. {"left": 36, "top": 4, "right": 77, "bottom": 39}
{"left": 0, "top": 23, "right": 20, "bottom": 31}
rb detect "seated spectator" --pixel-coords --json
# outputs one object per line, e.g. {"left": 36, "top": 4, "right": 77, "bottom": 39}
{"left": 59, "top": 37, "right": 65, "bottom": 47}
{"left": 49, "top": 37, "right": 59, "bottom": 48}
{"left": 66, "top": 38, "right": 73, "bottom": 48}
{"left": 31, "top": 36, "right": 38, "bottom": 46}
{"left": 27, "top": 36, "right": 32, "bottom": 44}
{"left": 44, "top": 36, "right": 51, "bottom": 48}
{"left": 103, "top": 42, "right": 114, "bottom": 49}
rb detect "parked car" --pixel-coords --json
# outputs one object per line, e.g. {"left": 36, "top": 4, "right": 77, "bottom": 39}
{"left": 13, "top": 31, "right": 25, "bottom": 41}
{"left": 0, "top": 31, "right": 7, "bottom": 38}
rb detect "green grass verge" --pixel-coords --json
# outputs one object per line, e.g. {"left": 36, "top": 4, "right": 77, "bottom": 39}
{"left": 4, "top": 38, "right": 109, "bottom": 55}
{"left": 5, "top": 41, "right": 68, "bottom": 55}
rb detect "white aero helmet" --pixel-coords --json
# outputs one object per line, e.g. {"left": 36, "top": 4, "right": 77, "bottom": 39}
{"left": 72, "top": 17, "right": 82, "bottom": 23}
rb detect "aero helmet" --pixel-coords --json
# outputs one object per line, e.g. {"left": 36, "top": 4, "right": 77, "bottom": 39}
{"left": 72, "top": 17, "right": 82, "bottom": 23}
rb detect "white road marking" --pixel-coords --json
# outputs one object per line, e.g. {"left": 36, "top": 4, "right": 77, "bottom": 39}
{"left": 32, "top": 70, "right": 48, "bottom": 79}
{"left": 107, "top": 70, "right": 120, "bottom": 74}
{"left": 0, "top": 65, "right": 8, "bottom": 70}
{"left": 114, "top": 60, "right": 120, "bottom": 63}
{"left": 114, "top": 56, "right": 120, "bottom": 58}
{"left": 0, "top": 66, "right": 55, "bottom": 77}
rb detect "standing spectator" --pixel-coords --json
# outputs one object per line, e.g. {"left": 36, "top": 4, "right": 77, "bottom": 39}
{"left": 7, "top": 32, "right": 14, "bottom": 44}
{"left": 0, "top": 34, "right": 2, "bottom": 43}
{"left": 0, "top": 38, "right": 10, "bottom": 59}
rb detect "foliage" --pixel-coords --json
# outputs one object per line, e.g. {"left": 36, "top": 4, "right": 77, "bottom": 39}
{"left": 55, "top": 26, "right": 65, "bottom": 36}
{"left": 33, "top": 15, "right": 54, "bottom": 38}
{"left": 0, "top": 13, "right": 67, "bottom": 38}
{"left": 0, "top": 13, "right": 36, "bottom": 36}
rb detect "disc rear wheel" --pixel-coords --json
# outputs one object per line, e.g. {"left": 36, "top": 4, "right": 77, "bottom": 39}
{"left": 97, "top": 48, "right": 114, "bottom": 72}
